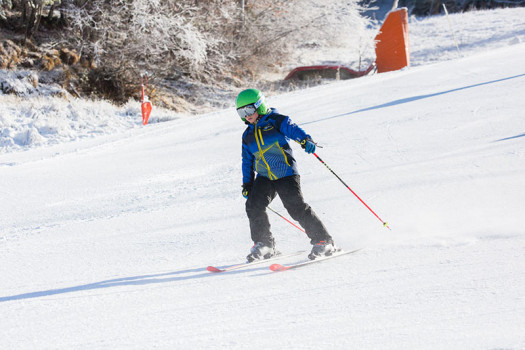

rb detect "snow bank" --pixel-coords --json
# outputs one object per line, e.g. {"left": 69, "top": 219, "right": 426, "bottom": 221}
{"left": 0, "top": 81, "right": 183, "bottom": 152}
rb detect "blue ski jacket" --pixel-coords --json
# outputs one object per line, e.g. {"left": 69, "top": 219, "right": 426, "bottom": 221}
{"left": 241, "top": 108, "right": 310, "bottom": 184}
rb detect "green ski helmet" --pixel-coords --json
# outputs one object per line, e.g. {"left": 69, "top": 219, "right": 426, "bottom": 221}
{"left": 235, "top": 88, "right": 269, "bottom": 122}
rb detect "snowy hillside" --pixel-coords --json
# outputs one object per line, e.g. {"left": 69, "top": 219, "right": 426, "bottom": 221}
{"left": 1, "top": 8, "right": 525, "bottom": 350}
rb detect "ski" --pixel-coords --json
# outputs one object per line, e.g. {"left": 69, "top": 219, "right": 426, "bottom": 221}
{"left": 269, "top": 248, "right": 363, "bottom": 272}
{"left": 207, "top": 250, "right": 306, "bottom": 273}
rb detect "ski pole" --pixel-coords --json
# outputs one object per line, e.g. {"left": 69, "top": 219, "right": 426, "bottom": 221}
{"left": 313, "top": 152, "right": 391, "bottom": 230}
{"left": 267, "top": 206, "right": 306, "bottom": 233}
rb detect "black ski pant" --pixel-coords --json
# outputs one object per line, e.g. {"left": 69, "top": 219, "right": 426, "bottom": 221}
{"left": 245, "top": 175, "right": 332, "bottom": 247}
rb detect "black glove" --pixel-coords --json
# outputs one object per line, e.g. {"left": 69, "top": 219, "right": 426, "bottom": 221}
{"left": 300, "top": 137, "right": 316, "bottom": 154}
{"left": 242, "top": 183, "right": 252, "bottom": 199}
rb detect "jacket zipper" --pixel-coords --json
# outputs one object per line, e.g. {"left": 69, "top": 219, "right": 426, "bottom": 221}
{"left": 254, "top": 121, "right": 276, "bottom": 180}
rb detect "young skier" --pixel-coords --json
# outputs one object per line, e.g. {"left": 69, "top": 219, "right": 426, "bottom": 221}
{"left": 236, "top": 88, "right": 336, "bottom": 262}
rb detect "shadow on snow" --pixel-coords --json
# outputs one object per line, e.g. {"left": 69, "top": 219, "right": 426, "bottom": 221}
{"left": 494, "top": 133, "right": 525, "bottom": 142}
{"left": 0, "top": 265, "right": 267, "bottom": 303}
{"left": 301, "top": 73, "right": 525, "bottom": 126}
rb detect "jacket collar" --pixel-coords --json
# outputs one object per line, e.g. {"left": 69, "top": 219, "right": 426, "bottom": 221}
{"left": 247, "top": 108, "right": 276, "bottom": 129}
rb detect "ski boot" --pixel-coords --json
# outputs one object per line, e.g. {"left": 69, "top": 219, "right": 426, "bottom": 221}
{"left": 308, "top": 240, "right": 337, "bottom": 260}
{"left": 247, "top": 242, "right": 276, "bottom": 262}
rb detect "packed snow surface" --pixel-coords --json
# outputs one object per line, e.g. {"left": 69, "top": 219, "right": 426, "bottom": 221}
{"left": 1, "top": 8, "right": 524, "bottom": 349}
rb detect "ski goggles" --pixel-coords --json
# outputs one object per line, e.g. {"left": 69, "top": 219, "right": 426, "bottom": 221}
{"left": 236, "top": 96, "right": 264, "bottom": 120}
{"left": 236, "top": 104, "right": 257, "bottom": 119}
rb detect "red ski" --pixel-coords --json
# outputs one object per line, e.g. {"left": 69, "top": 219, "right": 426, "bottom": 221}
{"left": 207, "top": 251, "right": 305, "bottom": 273}
{"left": 269, "top": 248, "right": 363, "bottom": 272}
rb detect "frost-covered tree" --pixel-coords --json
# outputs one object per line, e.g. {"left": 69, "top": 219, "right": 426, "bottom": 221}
{"left": 58, "top": 0, "right": 242, "bottom": 99}
{"left": 60, "top": 0, "right": 375, "bottom": 77}
{"left": 237, "top": 0, "right": 377, "bottom": 75}
{"left": 0, "top": 0, "right": 61, "bottom": 39}
{"left": 2, "top": 0, "right": 378, "bottom": 106}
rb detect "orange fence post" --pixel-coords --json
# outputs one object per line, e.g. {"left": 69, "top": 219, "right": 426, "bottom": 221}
{"left": 375, "top": 8, "right": 410, "bottom": 73}
{"left": 141, "top": 74, "right": 152, "bottom": 125}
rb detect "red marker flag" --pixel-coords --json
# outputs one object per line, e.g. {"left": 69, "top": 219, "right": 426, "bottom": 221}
{"left": 141, "top": 75, "right": 152, "bottom": 125}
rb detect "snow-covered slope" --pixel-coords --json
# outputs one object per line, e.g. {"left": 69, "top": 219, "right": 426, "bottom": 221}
{"left": 1, "top": 9, "right": 525, "bottom": 350}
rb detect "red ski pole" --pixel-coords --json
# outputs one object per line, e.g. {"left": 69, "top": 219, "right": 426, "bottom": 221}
{"left": 267, "top": 206, "right": 306, "bottom": 234}
{"left": 313, "top": 152, "right": 391, "bottom": 230}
